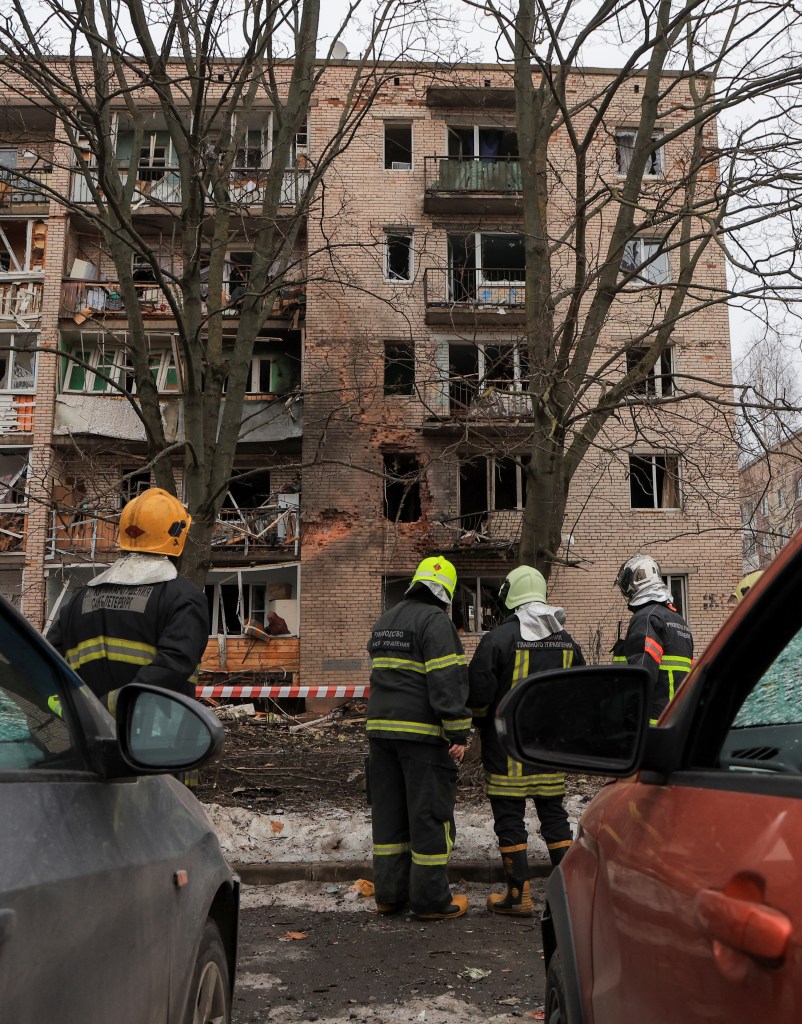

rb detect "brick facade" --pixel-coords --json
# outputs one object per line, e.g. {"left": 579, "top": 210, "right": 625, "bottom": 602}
{"left": 0, "top": 59, "right": 742, "bottom": 689}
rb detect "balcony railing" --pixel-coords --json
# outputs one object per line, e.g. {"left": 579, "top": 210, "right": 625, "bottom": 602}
{"left": 61, "top": 278, "right": 305, "bottom": 322}
{"left": 449, "top": 377, "right": 530, "bottom": 419}
{"left": 70, "top": 166, "right": 310, "bottom": 209}
{"left": 0, "top": 281, "right": 43, "bottom": 320}
{"left": 0, "top": 168, "right": 52, "bottom": 207}
{"left": 424, "top": 268, "right": 526, "bottom": 311}
{"left": 212, "top": 503, "right": 300, "bottom": 557}
{"left": 439, "top": 508, "right": 522, "bottom": 550}
{"left": 425, "top": 156, "right": 522, "bottom": 193}
{"left": 47, "top": 510, "right": 117, "bottom": 559}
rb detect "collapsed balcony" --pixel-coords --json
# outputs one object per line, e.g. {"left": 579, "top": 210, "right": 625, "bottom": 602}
{"left": 423, "top": 267, "right": 526, "bottom": 326}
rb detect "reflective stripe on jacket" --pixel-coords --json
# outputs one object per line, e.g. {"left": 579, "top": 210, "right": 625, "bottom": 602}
{"left": 467, "top": 614, "right": 585, "bottom": 796}
{"left": 612, "top": 601, "right": 693, "bottom": 723}
{"left": 47, "top": 577, "right": 209, "bottom": 701}
{"left": 366, "top": 594, "right": 470, "bottom": 745}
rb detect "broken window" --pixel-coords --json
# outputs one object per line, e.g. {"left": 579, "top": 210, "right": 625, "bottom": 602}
{"left": 137, "top": 132, "right": 174, "bottom": 181}
{"left": 448, "top": 343, "right": 528, "bottom": 415}
{"left": 662, "top": 574, "right": 688, "bottom": 621}
{"left": 205, "top": 565, "right": 299, "bottom": 636}
{"left": 223, "top": 469, "right": 272, "bottom": 511}
{"left": 384, "top": 123, "right": 412, "bottom": 169}
{"left": 459, "top": 455, "right": 527, "bottom": 529}
{"left": 385, "top": 234, "right": 413, "bottom": 282}
{"left": 447, "top": 125, "right": 519, "bottom": 159}
{"left": 383, "top": 453, "right": 421, "bottom": 522}
{"left": 448, "top": 232, "right": 525, "bottom": 304}
{"left": 384, "top": 341, "right": 415, "bottom": 396}
{"left": 621, "top": 238, "right": 670, "bottom": 285}
{"left": 0, "top": 449, "right": 28, "bottom": 505}
{"left": 626, "top": 346, "right": 674, "bottom": 397}
{"left": 0, "top": 332, "right": 36, "bottom": 391}
{"left": 0, "top": 219, "right": 46, "bottom": 274}
{"left": 120, "top": 465, "right": 151, "bottom": 505}
{"left": 451, "top": 577, "right": 505, "bottom": 634}
{"left": 615, "top": 129, "right": 664, "bottom": 176}
{"left": 629, "top": 454, "right": 681, "bottom": 509}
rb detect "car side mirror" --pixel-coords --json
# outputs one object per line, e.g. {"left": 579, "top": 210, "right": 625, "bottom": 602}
{"left": 115, "top": 684, "right": 224, "bottom": 774}
{"left": 495, "top": 665, "right": 652, "bottom": 777}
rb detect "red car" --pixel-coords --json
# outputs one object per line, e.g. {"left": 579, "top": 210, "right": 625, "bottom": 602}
{"left": 497, "top": 536, "right": 802, "bottom": 1024}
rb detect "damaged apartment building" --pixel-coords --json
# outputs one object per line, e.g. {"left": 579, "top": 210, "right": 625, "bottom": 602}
{"left": 0, "top": 59, "right": 741, "bottom": 700}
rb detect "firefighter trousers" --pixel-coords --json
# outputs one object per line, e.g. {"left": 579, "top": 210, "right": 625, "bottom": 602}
{"left": 490, "top": 794, "right": 572, "bottom": 851}
{"left": 369, "top": 737, "right": 458, "bottom": 913}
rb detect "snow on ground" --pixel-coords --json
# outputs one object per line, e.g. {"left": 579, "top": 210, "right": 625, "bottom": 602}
{"left": 202, "top": 795, "right": 587, "bottom": 864}
{"left": 257, "top": 992, "right": 521, "bottom": 1024}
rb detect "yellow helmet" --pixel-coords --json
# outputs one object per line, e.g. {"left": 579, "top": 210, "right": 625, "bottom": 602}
{"left": 119, "top": 487, "right": 191, "bottom": 556}
{"left": 408, "top": 556, "right": 458, "bottom": 601}
{"left": 729, "top": 570, "right": 764, "bottom": 605}
{"left": 499, "top": 565, "right": 547, "bottom": 609}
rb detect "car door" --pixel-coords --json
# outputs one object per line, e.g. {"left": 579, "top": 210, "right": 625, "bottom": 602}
{"left": 583, "top": 574, "right": 802, "bottom": 1023}
{"left": 0, "top": 604, "right": 173, "bottom": 1024}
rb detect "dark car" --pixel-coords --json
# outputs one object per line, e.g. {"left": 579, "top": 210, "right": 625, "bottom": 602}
{"left": 0, "top": 595, "right": 238, "bottom": 1023}
{"left": 496, "top": 534, "right": 802, "bottom": 1024}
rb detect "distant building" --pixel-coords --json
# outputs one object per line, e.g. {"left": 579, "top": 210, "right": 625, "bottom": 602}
{"left": 739, "top": 431, "right": 802, "bottom": 573}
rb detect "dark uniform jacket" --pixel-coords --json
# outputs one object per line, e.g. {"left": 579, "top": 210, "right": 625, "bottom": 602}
{"left": 366, "top": 593, "right": 471, "bottom": 745}
{"left": 613, "top": 600, "right": 693, "bottom": 722}
{"left": 48, "top": 577, "right": 209, "bottom": 702}
{"left": 468, "top": 614, "right": 585, "bottom": 797}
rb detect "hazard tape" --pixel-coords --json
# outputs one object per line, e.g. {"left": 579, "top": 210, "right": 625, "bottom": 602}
{"left": 196, "top": 684, "right": 369, "bottom": 699}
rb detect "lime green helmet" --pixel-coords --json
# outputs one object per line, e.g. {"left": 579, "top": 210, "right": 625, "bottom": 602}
{"left": 499, "top": 565, "right": 547, "bottom": 609}
{"left": 408, "top": 556, "right": 458, "bottom": 601}
{"left": 729, "top": 570, "right": 764, "bottom": 605}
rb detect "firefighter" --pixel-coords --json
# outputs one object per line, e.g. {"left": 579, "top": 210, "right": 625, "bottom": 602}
{"left": 468, "top": 565, "right": 585, "bottom": 916}
{"left": 47, "top": 487, "right": 209, "bottom": 709}
{"left": 366, "top": 556, "right": 471, "bottom": 921}
{"left": 728, "top": 570, "right": 764, "bottom": 607}
{"left": 613, "top": 553, "right": 693, "bottom": 723}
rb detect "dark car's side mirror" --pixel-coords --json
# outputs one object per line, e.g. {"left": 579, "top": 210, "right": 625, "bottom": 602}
{"left": 495, "top": 665, "right": 652, "bottom": 777}
{"left": 115, "top": 685, "right": 225, "bottom": 774}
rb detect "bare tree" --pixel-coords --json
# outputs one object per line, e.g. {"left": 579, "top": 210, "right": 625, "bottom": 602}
{"left": 460, "top": 0, "right": 802, "bottom": 578}
{"left": 0, "top": 0, "right": 456, "bottom": 583}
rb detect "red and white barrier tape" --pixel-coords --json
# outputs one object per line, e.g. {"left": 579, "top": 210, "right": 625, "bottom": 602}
{"left": 197, "top": 684, "right": 368, "bottom": 700}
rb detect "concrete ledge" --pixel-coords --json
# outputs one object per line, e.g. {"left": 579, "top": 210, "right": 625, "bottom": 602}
{"left": 232, "top": 859, "right": 553, "bottom": 885}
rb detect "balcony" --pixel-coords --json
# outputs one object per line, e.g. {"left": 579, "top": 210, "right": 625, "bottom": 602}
{"left": 0, "top": 394, "right": 36, "bottom": 433}
{"left": 212, "top": 500, "right": 300, "bottom": 560}
{"left": 0, "top": 281, "right": 43, "bottom": 322}
{"left": 47, "top": 500, "right": 299, "bottom": 563}
{"left": 0, "top": 510, "right": 25, "bottom": 554}
{"left": 449, "top": 378, "right": 531, "bottom": 420}
{"left": 436, "top": 508, "right": 522, "bottom": 555}
{"left": 60, "top": 278, "right": 305, "bottom": 325}
{"left": 0, "top": 168, "right": 52, "bottom": 208}
{"left": 46, "top": 509, "right": 117, "bottom": 560}
{"left": 423, "top": 267, "right": 526, "bottom": 326}
{"left": 69, "top": 166, "right": 309, "bottom": 211}
{"left": 424, "top": 156, "right": 522, "bottom": 214}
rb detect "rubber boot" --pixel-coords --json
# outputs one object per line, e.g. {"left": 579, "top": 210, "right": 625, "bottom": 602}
{"left": 487, "top": 844, "right": 533, "bottom": 917}
{"left": 375, "top": 901, "right": 408, "bottom": 915}
{"left": 413, "top": 894, "right": 469, "bottom": 920}
{"left": 548, "top": 841, "right": 572, "bottom": 868}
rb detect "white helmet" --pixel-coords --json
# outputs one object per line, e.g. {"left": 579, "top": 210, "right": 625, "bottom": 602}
{"left": 615, "top": 554, "right": 661, "bottom": 603}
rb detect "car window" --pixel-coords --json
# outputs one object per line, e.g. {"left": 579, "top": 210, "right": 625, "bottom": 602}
{"left": 0, "top": 615, "right": 84, "bottom": 771}
{"left": 721, "top": 626, "right": 802, "bottom": 774}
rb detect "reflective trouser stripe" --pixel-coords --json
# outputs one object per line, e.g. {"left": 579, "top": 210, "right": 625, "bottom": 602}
{"left": 547, "top": 839, "right": 573, "bottom": 850}
{"left": 366, "top": 719, "right": 445, "bottom": 739}
{"left": 486, "top": 770, "right": 566, "bottom": 798}
{"left": 373, "top": 841, "right": 411, "bottom": 856}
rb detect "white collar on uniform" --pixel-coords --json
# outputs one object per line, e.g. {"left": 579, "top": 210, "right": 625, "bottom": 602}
{"left": 87, "top": 552, "right": 178, "bottom": 587}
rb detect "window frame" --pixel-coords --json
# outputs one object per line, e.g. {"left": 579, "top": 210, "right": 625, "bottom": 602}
{"left": 383, "top": 341, "right": 415, "bottom": 396}
{"left": 625, "top": 345, "right": 674, "bottom": 398}
{"left": 384, "top": 121, "right": 413, "bottom": 170}
{"left": 0, "top": 331, "right": 37, "bottom": 392}
{"left": 628, "top": 452, "right": 682, "bottom": 510}
{"left": 0, "top": 447, "right": 30, "bottom": 508}
{"left": 615, "top": 128, "right": 664, "bottom": 177}
{"left": 661, "top": 573, "right": 689, "bottom": 623}
{"left": 621, "top": 237, "right": 671, "bottom": 286}
{"left": 451, "top": 574, "right": 506, "bottom": 635}
{"left": 384, "top": 232, "right": 414, "bottom": 283}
